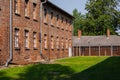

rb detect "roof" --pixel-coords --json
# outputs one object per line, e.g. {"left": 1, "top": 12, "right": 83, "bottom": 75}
{"left": 44, "top": 1, "right": 74, "bottom": 18}
{"left": 73, "top": 35, "right": 120, "bottom": 46}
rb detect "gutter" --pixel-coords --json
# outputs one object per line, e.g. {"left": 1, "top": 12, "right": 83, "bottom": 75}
{"left": 5, "top": 0, "right": 13, "bottom": 67}
{"left": 40, "top": 0, "right": 47, "bottom": 55}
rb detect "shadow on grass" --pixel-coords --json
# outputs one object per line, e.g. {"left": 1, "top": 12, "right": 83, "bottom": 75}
{"left": 64, "top": 57, "right": 120, "bottom": 80}
{"left": 0, "top": 71, "right": 12, "bottom": 80}
{"left": 0, "top": 57, "right": 120, "bottom": 80}
{"left": 17, "top": 64, "right": 74, "bottom": 80}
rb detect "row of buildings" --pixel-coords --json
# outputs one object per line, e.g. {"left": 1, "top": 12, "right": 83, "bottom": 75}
{"left": 73, "top": 29, "right": 120, "bottom": 56}
{"left": 0, "top": 0, "right": 73, "bottom": 66}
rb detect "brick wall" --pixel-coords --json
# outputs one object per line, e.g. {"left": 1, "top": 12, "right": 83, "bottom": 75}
{"left": 42, "top": 3, "right": 73, "bottom": 59}
{"left": 0, "top": 0, "right": 10, "bottom": 65}
{"left": 12, "top": 0, "right": 41, "bottom": 64}
{"left": 0, "top": 0, "right": 73, "bottom": 65}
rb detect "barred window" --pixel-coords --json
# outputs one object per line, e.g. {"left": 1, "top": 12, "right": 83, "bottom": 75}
{"left": 66, "top": 39, "right": 68, "bottom": 49}
{"left": 44, "top": 9, "right": 47, "bottom": 23}
{"left": 14, "top": 0, "right": 20, "bottom": 14}
{"left": 61, "top": 37, "right": 64, "bottom": 49}
{"left": 56, "top": 37, "right": 59, "bottom": 49}
{"left": 51, "top": 36, "right": 54, "bottom": 49}
{"left": 14, "top": 28, "right": 19, "bottom": 48}
{"left": 50, "top": 12, "right": 54, "bottom": 26}
{"left": 44, "top": 34, "right": 47, "bottom": 49}
{"left": 25, "top": 0, "right": 29, "bottom": 17}
{"left": 33, "top": 3, "right": 37, "bottom": 19}
{"left": 33, "top": 32, "right": 37, "bottom": 48}
{"left": 25, "top": 30, "right": 29, "bottom": 48}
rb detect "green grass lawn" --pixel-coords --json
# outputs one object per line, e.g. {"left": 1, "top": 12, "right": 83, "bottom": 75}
{"left": 0, "top": 56, "right": 120, "bottom": 80}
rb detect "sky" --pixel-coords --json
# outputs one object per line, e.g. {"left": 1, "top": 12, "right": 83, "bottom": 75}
{"left": 49, "top": 0, "right": 88, "bottom": 15}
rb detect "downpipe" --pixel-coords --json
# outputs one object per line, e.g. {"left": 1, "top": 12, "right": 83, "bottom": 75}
{"left": 40, "top": 0, "right": 47, "bottom": 55}
{"left": 5, "top": 0, "right": 13, "bottom": 67}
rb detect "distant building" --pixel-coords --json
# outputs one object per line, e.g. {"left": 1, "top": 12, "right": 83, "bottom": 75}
{"left": 0, "top": 0, "right": 73, "bottom": 66}
{"left": 73, "top": 29, "right": 120, "bottom": 56}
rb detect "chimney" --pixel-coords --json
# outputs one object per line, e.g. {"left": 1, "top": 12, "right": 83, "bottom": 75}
{"left": 107, "top": 29, "right": 110, "bottom": 38}
{"left": 78, "top": 29, "right": 81, "bottom": 39}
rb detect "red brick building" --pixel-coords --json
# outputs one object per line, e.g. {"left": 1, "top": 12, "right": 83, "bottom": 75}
{"left": 0, "top": 0, "right": 73, "bottom": 66}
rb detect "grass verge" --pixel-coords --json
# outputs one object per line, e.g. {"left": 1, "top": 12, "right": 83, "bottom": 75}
{"left": 0, "top": 56, "right": 120, "bottom": 80}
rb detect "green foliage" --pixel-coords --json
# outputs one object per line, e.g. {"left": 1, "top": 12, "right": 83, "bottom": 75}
{"left": 73, "top": 0, "right": 120, "bottom": 35}
{"left": 73, "top": 9, "right": 86, "bottom": 36}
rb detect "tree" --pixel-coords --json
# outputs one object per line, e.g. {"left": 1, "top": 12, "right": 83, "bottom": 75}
{"left": 85, "top": 0, "right": 120, "bottom": 35}
{"left": 73, "top": 9, "right": 86, "bottom": 36}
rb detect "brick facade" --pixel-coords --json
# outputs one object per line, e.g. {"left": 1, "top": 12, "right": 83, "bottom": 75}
{"left": 0, "top": 0, "right": 73, "bottom": 65}
{"left": 0, "top": 0, "right": 10, "bottom": 65}
{"left": 42, "top": 2, "right": 73, "bottom": 59}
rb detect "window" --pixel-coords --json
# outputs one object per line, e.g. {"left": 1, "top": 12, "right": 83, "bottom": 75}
{"left": 44, "top": 34, "right": 47, "bottom": 49}
{"left": 25, "top": 0, "right": 29, "bottom": 17}
{"left": 61, "top": 17, "right": 64, "bottom": 29}
{"left": 33, "top": 32, "right": 37, "bottom": 48}
{"left": 33, "top": 3, "right": 37, "bottom": 19}
{"left": 25, "top": 30, "right": 29, "bottom": 48}
{"left": 61, "top": 37, "right": 64, "bottom": 49}
{"left": 14, "top": 0, "right": 20, "bottom": 14}
{"left": 56, "top": 37, "right": 59, "bottom": 49}
{"left": 14, "top": 28, "right": 19, "bottom": 48}
{"left": 56, "top": 15, "right": 59, "bottom": 27}
{"left": 57, "top": 15, "right": 59, "bottom": 21}
{"left": 44, "top": 9, "right": 47, "bottom": 23}
{"left": 51, "top": 12, "right": 54, "bottom": 26}
{"left": 66, "top": 39, "right": 68, "bottom": 49}
{"left": 69, "top": 21, "right": 72, "bottom": 32}
{"left": 66, "top": 19, "right": 68, "bottom": 31}
{"left": 69, "top": 39, "right": 71, "bottom": 47}
{"left": 51, "top": 36, "right": 54, "bottom": 49}
{"left": 61, "top": 17, "right": 63, "bottom": 23}
{"left": 66, "top": 19, "right": 67, "bottom": 24}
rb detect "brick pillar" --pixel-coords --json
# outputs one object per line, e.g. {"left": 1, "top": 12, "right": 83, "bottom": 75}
{"left": 78, "top": 29, "right": 81, "bottom": 39}
{"left": 107, "top": 29, "right": 110, "bottom": 38}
